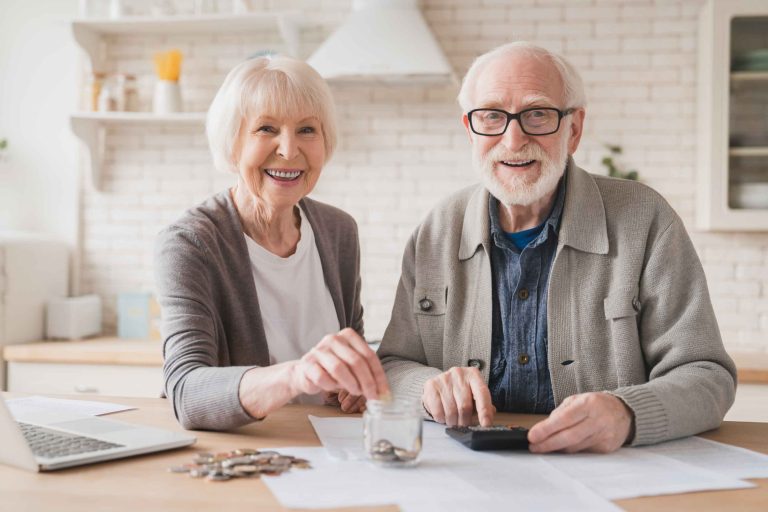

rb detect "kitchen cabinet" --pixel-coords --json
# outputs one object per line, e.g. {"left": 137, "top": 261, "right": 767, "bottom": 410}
{"left": 70, "top": 12, "right": 301, "bottom": 191}
{"left": 3, "top": 337, "right": 163, "bottom": 398}
{"left": 697, "top": 0, "right": 768, "bottom": 231}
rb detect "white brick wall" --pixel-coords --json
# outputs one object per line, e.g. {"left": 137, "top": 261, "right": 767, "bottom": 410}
{"left": 78, "top": 0, "right": 768, "bottom": 352}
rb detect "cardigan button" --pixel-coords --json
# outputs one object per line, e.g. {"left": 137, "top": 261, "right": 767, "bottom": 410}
{"left": 467, "top": 359, "right": 484, "bottom": 370}
{"left": 418, "top": 298, "right": 433, "bottom": 311}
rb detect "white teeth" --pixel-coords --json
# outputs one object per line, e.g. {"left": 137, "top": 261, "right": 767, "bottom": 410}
{"left": 502, "top": 160, "right": 535, "bottom": 166}
{"left": 265, "top": 169, "right": 301, "bottom": 179}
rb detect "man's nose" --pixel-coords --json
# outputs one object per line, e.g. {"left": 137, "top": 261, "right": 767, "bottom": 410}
{"left": 500, "top": 119, "right": 530, "bottom": 152}
{"left": 276, "top": 132, "right": 298, "bottom": 160}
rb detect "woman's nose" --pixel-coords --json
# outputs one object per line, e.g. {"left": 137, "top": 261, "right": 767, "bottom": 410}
{"left": 276, "top": 132, "right": 298, "bottom": 160}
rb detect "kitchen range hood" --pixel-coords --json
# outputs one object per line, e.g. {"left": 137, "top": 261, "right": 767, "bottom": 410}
{"left": 307, "top": 0, "right": 455, "bottom": 84}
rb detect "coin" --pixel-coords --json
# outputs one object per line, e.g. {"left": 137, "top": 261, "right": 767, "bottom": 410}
{"left": 170, "top": 448, "right": 311, "bottom": 482}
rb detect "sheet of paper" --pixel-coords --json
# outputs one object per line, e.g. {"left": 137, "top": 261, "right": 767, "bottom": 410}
{"left": 262, "top": 446, "right": 622, "bottom": 512}
{"left": 643, "top": 436, "right": 768, "bottom": 479}
{"left": 539, "top": 447, "right": 754, "bottom": 500}
{"left": 6, "top": 396, "right": 136, "bottom": 418}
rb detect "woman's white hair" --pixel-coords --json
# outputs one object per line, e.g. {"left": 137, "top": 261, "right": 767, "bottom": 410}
{"left": 206, "top": 55, "right": 338, "bottom": 174}
{"left": 457, "top": 41, "right": 587, "bottom": 112}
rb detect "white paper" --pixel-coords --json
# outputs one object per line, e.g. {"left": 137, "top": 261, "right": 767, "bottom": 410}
{"left": 643, "top": 436, "right": 768, "bottom": 479}
{"left": 262, "top": 446, "right": 622, "bottom": 512}
{"left": 298, "top": 416, "right": 621, "bottom": 511}
{"left": 6, "top": 396, "right": 136, "bottom": 418}
{"left": 539, "top": 447, "right": 754, "bottom": 500}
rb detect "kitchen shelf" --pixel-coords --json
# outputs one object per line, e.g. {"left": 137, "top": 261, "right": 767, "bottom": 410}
{"left": 72, "top": 12, "right": 302, "bottom": 70}
{"left": 731, "top": 71, "right": 768, "bottom": 81}
{"left": 729, "top": 146, "right": 768, "bottom": 157}
{"left": 70, "top": 112, "right": 206, "bottom": 190}
{"left": 697, "top": 1, "right": 768, "bottom": 231}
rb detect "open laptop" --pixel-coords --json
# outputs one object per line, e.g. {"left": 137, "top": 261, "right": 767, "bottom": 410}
{"left": 0, "top": 396, "right": 196, "bottom": 471}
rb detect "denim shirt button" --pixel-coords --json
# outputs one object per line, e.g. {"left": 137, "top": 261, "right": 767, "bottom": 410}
{"left": 518, "top": 354, "right": 530, "bottom": 365}
{"left": 517, "top": 288, "right": 530, "bottom": 300}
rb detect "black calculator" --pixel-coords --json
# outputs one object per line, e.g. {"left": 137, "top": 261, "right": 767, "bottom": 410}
{"left": 445, "top": 425, "right": 530, "bottom": 451}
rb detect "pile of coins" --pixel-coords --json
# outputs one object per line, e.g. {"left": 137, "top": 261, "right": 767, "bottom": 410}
{"left": 369, "top": 439, "right": 420, "bottom": 463}
{"left": 168, "top": 449, "right": 311, "bottom": 482}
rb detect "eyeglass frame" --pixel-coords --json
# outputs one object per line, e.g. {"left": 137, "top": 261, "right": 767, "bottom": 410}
{"left": 466, "top": 107, "right": 576, "bottom": 137}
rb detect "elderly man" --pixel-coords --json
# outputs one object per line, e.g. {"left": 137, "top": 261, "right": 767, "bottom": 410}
{"left": 377, "top": 41, "right": 736, "bottom": 453}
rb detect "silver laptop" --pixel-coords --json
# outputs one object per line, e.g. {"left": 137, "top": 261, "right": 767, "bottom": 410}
{"left": 0, "top": 396, "right": 196, "bottom": 471}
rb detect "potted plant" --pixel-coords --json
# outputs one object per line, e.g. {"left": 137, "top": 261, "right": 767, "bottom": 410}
{"left": 601, "top": 144, "right": 638, "bottom": 181}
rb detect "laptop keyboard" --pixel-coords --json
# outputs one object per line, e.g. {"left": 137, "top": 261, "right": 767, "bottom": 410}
{"left": 18, "top": 422, "right": 125, "bottom": 458}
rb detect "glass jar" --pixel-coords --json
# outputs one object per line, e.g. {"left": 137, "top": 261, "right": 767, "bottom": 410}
{"left": 85, "top": 72, "right": 106, "bottom": 111}
{"left": 363, "top": 398, "right": 422, "bottom": 467}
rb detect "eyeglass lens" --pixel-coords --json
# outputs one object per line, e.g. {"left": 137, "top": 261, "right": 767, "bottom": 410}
{"left": 471, "top": 108, "right": 560, "bottom": 135}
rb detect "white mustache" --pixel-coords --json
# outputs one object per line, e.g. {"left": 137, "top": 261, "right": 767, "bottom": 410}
{"left": 482, "top": 144, "right": 548, "bottom": 165}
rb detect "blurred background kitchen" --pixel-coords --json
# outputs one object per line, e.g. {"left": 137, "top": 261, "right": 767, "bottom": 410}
{"left": 0, "top": 0, "right": 766, "bottom": 418}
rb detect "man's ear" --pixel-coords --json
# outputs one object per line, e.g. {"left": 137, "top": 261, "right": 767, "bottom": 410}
{"left": 462, "top": 113, "right": 475, "bottom": 144}
{"left": 567, "top": 108, "right": 586, "bottom": 155}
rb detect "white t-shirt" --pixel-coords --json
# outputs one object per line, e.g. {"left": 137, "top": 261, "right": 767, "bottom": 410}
{"left": 244, "top": 206, "right": 341, "bottom": 404}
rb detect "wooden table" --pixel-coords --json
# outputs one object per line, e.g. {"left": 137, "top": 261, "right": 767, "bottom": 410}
{"left": 1, "top": 395, "right": 767, "bottom": 512}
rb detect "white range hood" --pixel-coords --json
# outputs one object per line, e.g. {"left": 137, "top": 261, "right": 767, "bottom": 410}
{"left": 307, "top": 0, "right": 455, "bottom": 84}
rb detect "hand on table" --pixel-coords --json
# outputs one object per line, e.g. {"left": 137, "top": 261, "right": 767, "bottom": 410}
{"left": 323, "top": 390, "right": 367, "bottom": 413}
{"left": 422, "top": 367, "right": 495, "bottom": 427}
{"left": 527, "top": 392, "right": 634, "bottom": 454}
{"left": 291, "top": 327, "right": 390, "bottom": 402}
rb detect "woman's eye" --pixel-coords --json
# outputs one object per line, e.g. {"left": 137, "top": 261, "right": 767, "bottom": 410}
{"left": 255, "top": 125, "right": 277, "bottom": 134}
{"left": 299, "top": 126, "right": 319, "bottom": 135}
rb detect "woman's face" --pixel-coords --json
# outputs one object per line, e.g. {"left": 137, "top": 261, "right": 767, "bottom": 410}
{"left": 234, "top": 113, "right": 326, "bottom": 210}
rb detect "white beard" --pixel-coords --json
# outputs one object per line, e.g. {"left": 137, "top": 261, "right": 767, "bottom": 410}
{"left": 473, "top": 130, "right": 569, "bottom": 207}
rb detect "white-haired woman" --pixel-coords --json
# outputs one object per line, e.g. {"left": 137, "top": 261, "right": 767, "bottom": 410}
{"left": 155, "top": 56, "right": 389, "bottom": 431}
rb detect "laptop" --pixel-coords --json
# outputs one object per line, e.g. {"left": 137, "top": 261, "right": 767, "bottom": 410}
{"left": 0, "top": 396, "right": 196, "bottom": 471}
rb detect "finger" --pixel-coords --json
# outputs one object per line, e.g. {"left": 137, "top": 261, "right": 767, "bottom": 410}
{"left": 326, "top": 337, "right": 378, "bottom": 399}
{"left": 422, "top": 381, "right": 445, "bottom": 424}
{"left": 304, "top": 362, "right": 340, "bottom": 393}
{"left": 451, "top": 379, "right": 475, "bottom": 426}
{"left": 337, "top": 328, "right": 391, "bottom": 398}
{"left": 528, "top": 406, "right": 601, "bottom": 453}
{"left": 528, "top": 398, "right": 589, "bottom": 444}
{"left": 529, "top": 416, "right": 594, "bottom": 453}
{"left": 466, "top": 370, "right": 494, "bottom": 426}
{"left": 311, "top": 348, "right": 361, "bottom": 395}
{"left": 439, "top": 378, "right": 459, "bottom": 427}
{"left": 352, "top": 395, "right": 367, "bottom": 413}
{"left": 337, "top": 389, "right": 349, "bottom": 403}
{"left": 340, "top": 393, "right": 359, "bottom": 412}
{"left": 323, "top": 391, "right": 340, "bottom": 406}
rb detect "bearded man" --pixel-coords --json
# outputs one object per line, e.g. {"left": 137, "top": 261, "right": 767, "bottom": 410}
{"left": 377, "top": 42, "right": 736, "bottom": 453}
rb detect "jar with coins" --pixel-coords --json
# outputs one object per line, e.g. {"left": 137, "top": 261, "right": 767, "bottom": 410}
{"left": 363, "top": 398, "right": 422, "bottom": 467}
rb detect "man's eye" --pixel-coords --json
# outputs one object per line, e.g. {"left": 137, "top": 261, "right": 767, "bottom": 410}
{"left": 485, "top": 112, "right": 504, "bottom": 121}
{"left": 528, "top": 110, "right": 547, "bottom": 118}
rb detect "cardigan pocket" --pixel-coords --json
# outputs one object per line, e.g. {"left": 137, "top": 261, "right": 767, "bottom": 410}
{"left": 413, "top": 287, "right": 446, "bottom": 316}
{"left": 603, "top": 289, "right": 640, "bottom": 319}
{"left": 603, "top": 288, "right": 644, "bottom": 387}
{"left": 413, "top": 287, "right": 446, "bottom": 366}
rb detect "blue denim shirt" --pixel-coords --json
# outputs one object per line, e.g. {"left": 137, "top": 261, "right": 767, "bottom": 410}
{"left": 488, "top": 176, "right": 566, "bottom": 414}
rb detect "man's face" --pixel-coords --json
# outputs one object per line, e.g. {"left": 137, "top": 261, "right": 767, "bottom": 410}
{"left": 462, "top": 53, "right": 585, "bottom": 207}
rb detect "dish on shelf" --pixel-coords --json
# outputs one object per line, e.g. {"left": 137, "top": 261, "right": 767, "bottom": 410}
{"left": 730, "top": 182, "right": 768, "bottom": 209}
{"left": 732, "top": 48, "right": 768, "bottom": 71}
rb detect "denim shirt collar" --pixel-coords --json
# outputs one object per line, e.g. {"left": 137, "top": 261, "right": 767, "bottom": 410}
{"left": 488, "top": 169, "right": 568, "bottom": 251}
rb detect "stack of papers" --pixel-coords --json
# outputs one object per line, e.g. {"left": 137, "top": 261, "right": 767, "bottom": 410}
{"left": 260, "top": 416, "right": 768, "bottom": 512}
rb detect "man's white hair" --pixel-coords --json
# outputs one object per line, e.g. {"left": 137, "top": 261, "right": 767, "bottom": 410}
{"left": 206, "top": 55, "right": 338, "bottom": 174}
{"left": 457, "top": 41, "right": 587, "bottom": 111}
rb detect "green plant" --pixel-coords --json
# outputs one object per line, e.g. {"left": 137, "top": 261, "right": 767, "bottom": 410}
{"left": 601, "top": 144, "right": 638, "bottom": 181}
{"left": 0, "top": 138, "right": 6, "bottom": 151}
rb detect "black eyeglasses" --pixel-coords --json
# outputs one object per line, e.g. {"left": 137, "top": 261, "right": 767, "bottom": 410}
{"left": 467, "top": 107, "right": 575, "bottom": 136}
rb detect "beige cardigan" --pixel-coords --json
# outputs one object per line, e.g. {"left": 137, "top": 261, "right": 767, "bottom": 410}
{"left": 378, "top": 158, "right": 736, "bottom": 446}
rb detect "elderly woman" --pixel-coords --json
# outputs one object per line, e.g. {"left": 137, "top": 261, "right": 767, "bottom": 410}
{"left": 155, "top": 56, "right": 389, "bottom": 431}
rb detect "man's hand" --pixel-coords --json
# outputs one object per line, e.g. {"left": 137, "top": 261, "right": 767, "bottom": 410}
{"left": 422, "top": 367, "right": 495, "bottom": 427}
{"left": 291, "top": 328, "right": 390, "bottom": 401}
{"left": 323, "top": 390, "right": 367, "bottom": 413}
{"left": 528, "top": 392, "right": 634, "bottom": 454}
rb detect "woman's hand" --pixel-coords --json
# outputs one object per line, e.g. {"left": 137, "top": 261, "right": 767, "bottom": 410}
{"left": 291, "top": 328, "right": 390, "bottom": 401}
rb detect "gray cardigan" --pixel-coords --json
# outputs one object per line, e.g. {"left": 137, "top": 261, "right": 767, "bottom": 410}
{"left": 154, "top": 190, "right": 363, "bottom": 430}
{"left": 378, "top": 158, "right": 737, "bottom": 446}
